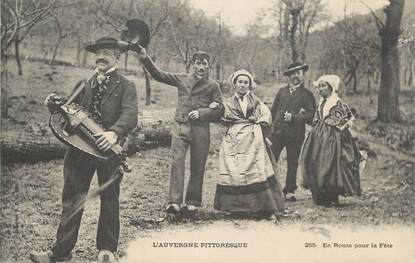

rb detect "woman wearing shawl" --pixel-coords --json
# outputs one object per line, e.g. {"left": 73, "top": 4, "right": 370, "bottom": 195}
{"left": 300, "top": 75, "right": 361, "bottom": 206}
{"left": 213, "top": 69, "right": 284, "bottom": 217}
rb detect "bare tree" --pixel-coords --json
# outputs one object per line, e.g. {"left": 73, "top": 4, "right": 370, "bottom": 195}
{"left": 368, "top": 0, "right": 405, "bottom": 122}
{"left": 130, "top": 0, "right": 170, "bottom": 105}
{"left": 94, "top": 0, "right": 171, "bottom": 105}
{"left": 1, "top": 0, "right": 59, "bottom": 116}
{"left": 167, "top": 3, "right": 228, "bottom": 77}
{"left": 279, "top": 0, "right": 327, "bottom": 63}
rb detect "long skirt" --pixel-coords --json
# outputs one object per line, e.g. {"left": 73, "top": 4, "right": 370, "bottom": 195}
{"left": 300, "top": 121, "right": 361, "bottom": 206}
{"left": 214, "top": 175, "right": 284, "bottom": 214}
{"left": 214, "top": 123, "right": 284, "bottom": 214}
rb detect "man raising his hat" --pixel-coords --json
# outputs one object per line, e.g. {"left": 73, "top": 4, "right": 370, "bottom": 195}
{"left": 269, "top": 62, "right": 316, "bottom": 202}
{"left": 138, "top": 48, "right": 223, "bottom": 214}
{"left": 30, "top": 37, "right": 138, "bottom": 263}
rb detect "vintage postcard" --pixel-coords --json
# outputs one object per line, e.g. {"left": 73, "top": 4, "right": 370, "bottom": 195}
{"left": 1, "top": 0, "right": 414, "bottom": 262}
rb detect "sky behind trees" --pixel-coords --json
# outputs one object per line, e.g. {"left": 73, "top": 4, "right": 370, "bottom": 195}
{"left": 189, "top": 0, "right": 388, "bottom": 35}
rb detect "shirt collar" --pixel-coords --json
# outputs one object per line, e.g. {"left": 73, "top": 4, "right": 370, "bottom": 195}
{"left": 95, "top": 67, "right": 116, "bottom": 75}
{"left": 290, "top": 83, "right": 302, "bottom": 90}
{"left": 192, "top": 72, "right": 209, "bottom": 81}
{"left": 235, "top": 91, "right": 250, "bottom": 99}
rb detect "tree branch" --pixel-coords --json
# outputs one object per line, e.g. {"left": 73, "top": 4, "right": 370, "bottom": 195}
{"left": 167, "top": 20, "right": 186, "bottom": 64}
{"left": 357, "top": 0, "right": 385, "bottom": 30}
{"left": 2, "top": 1, "right": 19, "bottom": 51}
{"left": 149, "top": 1, "right": 170, "bottom": 40}
{"left": 16, "top": 0, "right": 58, "bottom": 31}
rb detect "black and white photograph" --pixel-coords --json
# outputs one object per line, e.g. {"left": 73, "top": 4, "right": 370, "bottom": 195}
{"left": 1, "top": 0, "right": 414, "bottom": 262}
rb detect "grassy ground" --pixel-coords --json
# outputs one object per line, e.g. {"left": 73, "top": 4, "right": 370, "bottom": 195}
{"left": 1, "top": 61, "right": 414, "bottom": 262}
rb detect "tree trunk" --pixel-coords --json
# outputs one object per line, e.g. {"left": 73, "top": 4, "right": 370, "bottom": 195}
{"left": 144, "top": 67, "right": 151, "bottom": 105}
{"left": 125, "top": 52, "right": 128, "bottom": 70}
{"left": 14, "top": 37, "right": 23, "bottom": 76}
{"left": 280, "top": 1, "right": 288, "bottom": 39}
{"left": 135, "top": 54, "right": 152, "bottom": 106}
{"left": 353, "top": 71, "right": 358, "bottom": 93}
{"left": 408, "top": 60, "right": 413, "bottom": 87}
{"left": 50, "top": 36, "right": 63, "bottom": 65}
{"left": 367, "top": 71, "right": 373, "bottom": 104}
{"left": 289, "top": 9, "right": 301, "bottom": 63}
{"left": 344, "top": 69, "right": 354, "bottom": 94}
{"left": 377, "top": 0, "right": 404, "bottom": 122}
{"left": 1, "top": 53, "right": 10, "bottom": 117}
{"left": 404, "top": 64, "right": 408, "bottom": 84}
{"left": 81, "top": 50, "right": 88, "bottom": 68}
{"left": 375, "top": 70, "right": 380, "bottom": 84}
{"left": 50, "top": 15, "right": 63, "bottom": 65}
{"left": 76, "top": 37, "right": 82, "bottom": 66}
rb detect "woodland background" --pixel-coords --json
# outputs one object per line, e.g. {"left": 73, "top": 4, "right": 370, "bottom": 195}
{"left": 1, "top": 0, "right": 414, "bottom": 262}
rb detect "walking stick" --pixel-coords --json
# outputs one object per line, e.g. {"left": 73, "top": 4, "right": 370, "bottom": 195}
{"left": 264, "top": 138, "right": 285, "bottom": 209}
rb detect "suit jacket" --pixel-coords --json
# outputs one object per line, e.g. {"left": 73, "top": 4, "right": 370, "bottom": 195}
{"left": 142, "top": 56, "right": 223, "bottom": 125}
{"left": 73, "top": 70, "right": 138, "bottom": 137}
{"left": 270, "top": 84, "right": 316, "bottom": 139}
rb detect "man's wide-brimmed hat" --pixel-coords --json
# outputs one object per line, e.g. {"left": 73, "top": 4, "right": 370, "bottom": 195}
{"left": 283, "top": 62, "right": 309, "bottom": 76}
{"left": 85, "top": 37, "right": 128, "bottom": 53}
{"left": 121, "top": 19, "right": 151, "bottom": 48}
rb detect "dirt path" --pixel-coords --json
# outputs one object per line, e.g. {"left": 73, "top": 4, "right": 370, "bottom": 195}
{"left": 1, "top": 122, "right": 414, "bottom": 263}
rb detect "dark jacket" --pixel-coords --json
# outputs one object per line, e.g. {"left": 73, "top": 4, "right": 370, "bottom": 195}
{"left": 270, "top": 84, "right": 316, "bottom": 139}
{"left": 141, "top": 56, "right": 223, "bottom": 125}
{"left": 74, "top": 70, "right": 138, "bottom": 137}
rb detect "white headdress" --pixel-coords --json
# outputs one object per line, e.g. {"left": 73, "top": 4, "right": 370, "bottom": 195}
{"left": 229, "top": 69, "right": 256, "bottom": 90}
{"left": 313, "top": 75, "right": 341, "bottom": 93}
{"left": 314, "top": 74, "right": 342, "bottom": 119}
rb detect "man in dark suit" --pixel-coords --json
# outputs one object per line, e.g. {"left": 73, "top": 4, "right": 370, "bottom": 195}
{"left": 138, "top": 48, "right": 223, "bottom": 214}
{"left": 30, "top": 37, "right": 138, "bottom": 263}
{"left": 270, "top": 62, "right": 316, "bottom": 202}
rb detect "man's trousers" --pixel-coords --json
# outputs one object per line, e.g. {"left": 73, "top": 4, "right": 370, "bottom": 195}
{"left": 169, "top": 122, "right": 210, "bottom": 206}
{"left": 270, "top": 133, "right": 304, "bottom": 194}
{"left": 51, "top": 148, "right": 122, "bottom": 260}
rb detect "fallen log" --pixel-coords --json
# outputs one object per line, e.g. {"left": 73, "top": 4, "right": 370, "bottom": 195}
{"left": 1, "top": 129, "right": 171, "bottom": 164}
{"left": 1, "top": 133, "right": 66, "bottom": 163}
{"left": 1, "top": 109, "right": 174, "bottom": 164}
{"left": 134, "top": 109, "right": 173, "bottom": 145}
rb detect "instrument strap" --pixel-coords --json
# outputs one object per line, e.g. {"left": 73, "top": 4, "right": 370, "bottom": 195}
{"left": 64, "top": 79, "right": 87, "bottom": 106}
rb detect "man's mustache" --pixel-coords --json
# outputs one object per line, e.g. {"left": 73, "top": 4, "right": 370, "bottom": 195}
{"left": 291, "top": 77, "right": 300, "bottom": 82}
{"left": 96, "top": 59, "right": 109, "bottom": 64}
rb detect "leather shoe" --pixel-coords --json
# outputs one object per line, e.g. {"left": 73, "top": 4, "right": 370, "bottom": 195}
{"left": 184, "top": 204, "right": 197, "bottom": 212}
{"left": 165, "top": 203, "right": 180, "bottom": 214}
{"left": 285, "top": 193, "right": 297, "bottom": 202}
{"left": 98, "top": 250, "right": 116, "bottom": 263}
{"left": 30, "top": 251, "right": 72, "bottom": 263}
{"left": 180, "top": 204, "right": 198, "bottom": 214}
{"left": 30, "top": 251, "right": 54, "bottom": 263}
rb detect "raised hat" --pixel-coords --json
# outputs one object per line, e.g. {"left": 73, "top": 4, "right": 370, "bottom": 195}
{"left": 121, "top": 19, "right": 151, "bottom": 48}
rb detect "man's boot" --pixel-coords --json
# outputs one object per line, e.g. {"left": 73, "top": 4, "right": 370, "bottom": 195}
{"left": 29, "top": 251, "right": 55, "bottom": 263}
{"left": 30, "top": 251, "right": 72, "bottom": 263}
